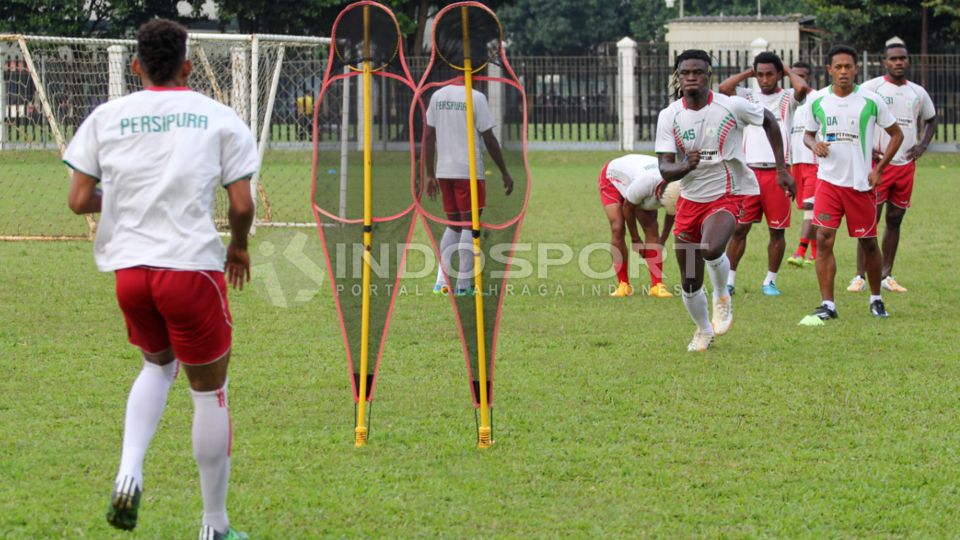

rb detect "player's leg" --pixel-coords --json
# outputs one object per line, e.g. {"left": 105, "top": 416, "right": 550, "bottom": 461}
{"left": 881, "top": 203, "right": 907, "bottom": 290}
{"left": 805, "top": 180, "right": 842, "bottom": 321}
{"left": 724, "top": 222, "right": 750, "bottom": 295}
{"left": 674, "top": 198, "right": 712, "bottom": 351}
{"left": 790, "top": 202, "right": 816, "bottom": 266}
{"left": 762, "top": 227, "right": 786, "bottom": 296}
{"left": 604, "top": 203, "right": 632, "bottom": 297}
{"left": 815, "top": 226, "right": 838, "bottom": 307}
{"left": 452, "top": 180, "right": 484, "bottom": 295}
{"left": 435, "top": 180, "right": 463, "bottom": 295}
{"left": 702, "top": 210, "right": 736, "bottom": 335}
{"left": 759, "top": 170, "right": 791, "bottom": 296}
{"left": 637, "top": 208, "right": 671, "bottom": 297}
{"left": 850, "top": 202, "right": 881, "bottom": 292}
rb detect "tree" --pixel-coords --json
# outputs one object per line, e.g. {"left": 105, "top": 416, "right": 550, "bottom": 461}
{"left": 803, "top": 0, "right": 960, "bottom": 52}
{"left": 2, "top": 0, "right": 207, "bottom": 37}
{"left": 499, "top": 0, "right": 633, "bottom": 54}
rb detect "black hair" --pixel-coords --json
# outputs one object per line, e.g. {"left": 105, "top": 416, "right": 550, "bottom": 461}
{"left": 137, "top": 18, "right": 188, "bottom": 85}
{"left": 674, "top": 49, "right": 712, "bottom": 71}
{"left": 753, "top": 51, "right": 784, "bottom": 73}
{"left": 825, "top": 44, "right": 858, "bottom": 66}
{"left": 885, "top": 42, "right": 908, "bottom": 56}
{"left": 792, "top": 60, "right": 812, "bottom": 71}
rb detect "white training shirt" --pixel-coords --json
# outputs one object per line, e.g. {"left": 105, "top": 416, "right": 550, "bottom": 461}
{"left": 605, "top": 154, "right": 664, "bottom": 209}
{"left": 63, "top": 88, "right": 260, "bottom": 272}
{"left": 655, "top": 91, "right": 764, "bottom": 203}
{"left": 790, "top": 97, "right": 817, "bottom": 165}
{"left": 426, "top": 84, "right": 495, "bottom": 180}
{"left": 737, "top": 87, "right": 796, "bottom": 167}
{"left": 861, "top": 76, "right": 936, "bottom": 165}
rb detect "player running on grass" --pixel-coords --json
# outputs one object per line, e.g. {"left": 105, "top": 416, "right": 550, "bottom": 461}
{"left": 847, "top": 42, "right": 937, "bottom": 294}
{"left": 786, "top": 61, "right": 821, "bottom": 269}
{"left": 597, "top": 153, "right": 679, "bottom": 298}
{"left": 64, "top": 19, "right": 255, "bottom": 540}
{"left": 801, "top": 44, "right": 903, "bottom": 323}
{"left": 656, "top": 49, "right": 794, "bottom": 352}
{"left": 425, "top": 83, "right": 513, "bottom": 296}
{"left": 719, "top": 52, "right": 812, "bottom": 296}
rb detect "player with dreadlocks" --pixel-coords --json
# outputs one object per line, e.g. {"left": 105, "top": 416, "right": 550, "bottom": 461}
{"left": 656, "top": 49, "right": 794, "bottom": 352}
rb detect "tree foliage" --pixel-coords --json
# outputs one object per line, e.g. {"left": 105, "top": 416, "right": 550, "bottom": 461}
{"left": 499, "top": 0, "right": 634, "bottom": 54}
{"left": 1, "top": 0, "right": 206, "bottom": 37}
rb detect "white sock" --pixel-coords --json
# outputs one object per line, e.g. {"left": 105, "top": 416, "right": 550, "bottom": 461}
{"left": 116, "top": 359, "right": 177, "bottom": 490}
{"left": 682, "top": 287, "right": 714, "bottom": 333}
{"left": 822, "top": 300, "right": 836, "bottom": 311}
{"left": 437, "top": 227, "right": 459, "bottom": 287}
{"left": 727, "top": 269, "right": 737, "bottom": 287}
{"left": 457, "top": 229, "right": 475, "bottom": 290}
{"left": 706, "top": 254, "right": 731, "bottom": 301}
{"left": 870, "top": 294, "right": 882, "bottom": 304}
{"left": 191, "top": 382, "right": 232, "bottom": 532}
{"left": 763, "top": 271, "right": 777, "bottom": 286}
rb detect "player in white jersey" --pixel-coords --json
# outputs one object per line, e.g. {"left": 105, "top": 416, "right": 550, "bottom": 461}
{"left": 847, "top": 43, "right": 937, "bottom": 294}
{"left": 801, "top": 45, "right": 903, "bottom": 324}
{"left": 64, "top": 19, "right": 256, "bottom": 540}
{"left": 656, "top": 50, "right": 794, "bottom": 352}
{"left": 597, "top": 153, "right": 679, "bottom": 298}
{"left": 424, "top": 84, "right": 513, "bottom": 296}
{"left": 718, "top": 52, "right": 812, "bottom": 297}
{"left": 785, "top": 62, "right": 821, "bottom": 269}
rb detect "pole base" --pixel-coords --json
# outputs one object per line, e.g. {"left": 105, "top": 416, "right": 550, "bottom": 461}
{"left": 477, "top": 426, "right": 493, "bottom": 449}
{"left": 355, "top": 426, "right": 368, "bottom": 447}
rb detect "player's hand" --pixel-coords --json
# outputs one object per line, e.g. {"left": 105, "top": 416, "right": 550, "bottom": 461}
{"left": 813, "top": 142, "right": 830, "bottom": 158}
{"left": 776, "top": 168, "right": 796, "bottom": 199}
{"left": 502, "top": 172, "right": 514, "bottom": 196}
{"left": 684, "top": 150, "right": 701, "bottom": 172}
{"left": 226, "top": 243, "right": 250, "bottom": 291}
{"left": 904, "top": 143, "right": 927, "bottom": 161}
{"left": 868, "top": 168, "right": 883, "bottom": 189}
{"left": 872, "top": 149, "right": 884, "bottom": 163}
{"left": 426, "top": 176, "right": 439, "bottom": 201}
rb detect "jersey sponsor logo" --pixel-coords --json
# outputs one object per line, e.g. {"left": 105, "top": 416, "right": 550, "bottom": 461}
{"left": 119, "top": 113, "right": 209, "bottom": 136}
{"left": 698, "top": 149, "right": 720, "bottom": 162}
{"left": 435, "top": 100, "right": 467, "bottom": 111}
{"left": 825, "top": 131, "right": 858, "bottom": 143}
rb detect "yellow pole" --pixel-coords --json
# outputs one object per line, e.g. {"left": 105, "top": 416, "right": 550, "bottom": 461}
{"left": 460, "top": 6, "right": 492, "bottom": 449}
{"left": 355, "top": 5, "right": 373, "bottom": 447}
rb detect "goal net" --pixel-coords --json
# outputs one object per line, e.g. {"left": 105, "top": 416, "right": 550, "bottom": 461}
{"left": 0, "top": 32, "right": 332, "bottom": 239}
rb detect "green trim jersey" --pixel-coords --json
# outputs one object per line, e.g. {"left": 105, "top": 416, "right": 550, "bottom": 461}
{"left": 789, "top": 97, "right": 817, "bottom": 165}
{"left": 737, "top": 87, "right": 796, "bottom": 166}
{"left": 426, "top": 84, "right": 495, "bottom": 180}
{"left": 861, "top": 76, "right": 936, "bottom": 166}
{"left": 605, "top": 154, "right": 664, "bottom": 209}
{"left": 62, "top": 88, "right": 260, "bottom": 272}
{"left": 805, "top": 85, "right": 896, "bottom": 191}
{"left": 655, "top": 91, "right": 764, "bottom": 203}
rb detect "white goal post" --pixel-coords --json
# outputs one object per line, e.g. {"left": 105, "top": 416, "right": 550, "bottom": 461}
{"left": 0, "top": 32, "right": 333, "bottom": 239}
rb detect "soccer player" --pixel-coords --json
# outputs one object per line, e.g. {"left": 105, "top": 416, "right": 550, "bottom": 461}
{"left": 424, "top": 83, "right": 513, "bottom": 296}
{"left": 786, "top": 61, "right": 821, "bottom": 269}
{"left": 657, "top": 49, "right": 794, "bottom": 352}
{"left": 64, "top": 19, "right": 256, "bottom": 540}
{"left": 847, "top": 43, "right": 937, "bottom": 293}
{"left": 597, "top": 153, "right": 678, "bottom": 298}
{"left": 802, "top": 44, "right": 903, "bottom": 322}
{"left": 719, "top": 52, "right": 812, "bottom": 296}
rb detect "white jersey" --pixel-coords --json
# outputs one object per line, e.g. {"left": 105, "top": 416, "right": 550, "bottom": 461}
{"left": 426, "top": 85, "right": 495, "bottom": 180}
{"left": 790, "top": 97, "right": 817, "bottom": 165}
{"left": 63, "top": 88, "right": 260, "bottom": 272}
{"left": 737, "top": 87, "right": 795, "bottom": 167}
{"left": 806, "top": 85, "right": 896, "bottom": 191}
{"left": 861, "top": 76, "right": 936, "bottom": 165}
{"left": 655, "top": 91, "right": 764, "bottom": 203}
{"left": 605, "top": 154, "right": 664, "bottom": 209}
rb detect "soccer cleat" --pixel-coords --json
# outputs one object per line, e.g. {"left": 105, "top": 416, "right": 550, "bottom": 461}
{"left": 810, "top": 304, "right": 839, "bottom": 321}
{"left": 454, "top": 286, "right": 476, "bottom": 297}
{"left": 199, "top": 525, "right": 249, "bottom": 540}
{"left": 726, "top": 284, "right": 735, "bottom": 296}
{"left": 609, "top": 282, "right": 634, "bottom": 298}
{"left": 647, "top": 282, "right": 673, "bottom": 298}
{"left": 804, "top": 257, "right": 815, "bottom": 266}
{"left": 870, "top": 299, "right": 890, "bottom": 318}
{"left": 787, "top": 255, "right": 805, "bottom": 268}
{"left": 686, "top": 329, "right": 714, "bottom": 352}
{"left": 847, "top": 275, "right": 866, "bottom": 292}
{"left": 432, "top": 283, "right": 449, "bottom": 296}
{"left": 711, "top": 294, "right": 733, "bottom": 335}
{"left": 761, "top": 282, "right": 782, "bottom": 296}
{"left": 882, "top": 276, "right": 908, "bottom": 292}
{"left": 106, "top": 476, "right": 141, "bottom": 531}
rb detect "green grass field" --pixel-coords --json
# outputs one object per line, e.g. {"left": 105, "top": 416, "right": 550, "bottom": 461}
{"left": 3, "top": 151, "right": 960, "bottom": 538}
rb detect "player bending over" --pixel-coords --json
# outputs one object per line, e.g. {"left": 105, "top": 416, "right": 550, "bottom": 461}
{"left": 801, "top": 44, "right": 903, "bottom": 323}
{"left": 597, "top": 153, "right": 680, "bottom": 298}
{"left": 65, "top": 19, "right": 255, "bottom": 540}
{"left": 786, "top": 61, "right": 821, "bottom": 269}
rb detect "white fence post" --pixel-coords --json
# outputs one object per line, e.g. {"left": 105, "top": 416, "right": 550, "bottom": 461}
{"left": 488, "top": 47, "right": 504, "bottom": 144}
{"left": 750, "top": 37, "right": 768, "bottom": 92}
{"left": 107, "top": 45, "right": 126, "bottom": 101}
{"left": 617, "top": 37, "right": 637, "bottom": 151}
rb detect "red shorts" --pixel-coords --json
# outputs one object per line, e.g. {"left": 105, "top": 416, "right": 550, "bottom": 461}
{"left": 739, "top": 168, "right": 792, "bottom": 228}
{"left": 791, "top": 163, "right": 818, "bottom": 209}
{"left": 673, "top": 194, "right": 742, "bottom": 244}
{"left": 874, "top": 161, "right": 916, "bottom": 209}
{"left": 597, "top": 163, "right": 622, "bottom": 207}
{"left": 115, "top": 267, "right": 233, "bottom": 365}
{"left": 812, "top": 180, "right": 878, "bottom": 238}
{"left": 439, "top": 178, "right": 485, "bottom": 215}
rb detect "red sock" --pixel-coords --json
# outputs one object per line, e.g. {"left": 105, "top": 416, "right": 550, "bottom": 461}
{"left": 614, "top": 260, "right": 629, "bottom": 285}
{"left": 810, "top": 240, "right": 817, "bottom": 260}
{"left": 642, "top": 249, "right": 663, "bottom": 285}
{"left": 796, "top": 238, "right": 809, "bottom": 258}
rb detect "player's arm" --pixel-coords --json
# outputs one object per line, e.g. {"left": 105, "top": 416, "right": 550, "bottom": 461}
{"left": 658, "top": 212, "right": 675, "bottom": 247}
{"left": 480, "top": 129, "right": 513, "bottom": 195}
{"left": 423, "top": 125, "right": 439, "bottom": 200}
{"left": 657, "top": 152, "right": 699, "bottom": 181}
{"left": 226, "top": 179, "right": 254, "bottom": 290}
{"left": 783, "top": 65, "right": 812, "bottom": 102}
{"left": 760, "top": 109, "right": 796, "bottom": 197}
{"left": 718, "top": 67, "right": 753, "bottom": 97}
{"left": 67, "top": 170, "right": 101, "bottom": 214}
{"left": 906, "top": 114, "right": 938, "bottom": 161}
{"left": 870, "top": 123, "right": 904, "bottom": 188}
{"left": 805, "top": 130, "right": 828, "bottom": 157}
{"left": 621, "top": 200, "right": 642, "bottom": 246}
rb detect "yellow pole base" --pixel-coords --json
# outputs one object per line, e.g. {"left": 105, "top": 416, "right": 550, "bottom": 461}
{"left": 477, "top": 426, "right": 493, "bottom": 449}
{"left": 355, "top": 426, "right": 368, "bottom": 447}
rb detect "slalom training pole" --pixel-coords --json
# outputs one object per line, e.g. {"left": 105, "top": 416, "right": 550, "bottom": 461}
{"left": 356, "top": 4, "right": 373, "bottom": 447}
{"left": 460, "top": 6, "right": 492, "bottom": 449}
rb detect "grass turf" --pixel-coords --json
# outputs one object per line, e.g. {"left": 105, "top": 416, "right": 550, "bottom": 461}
{"left": 2, "top": 151, "right": 960, "bottom": 537}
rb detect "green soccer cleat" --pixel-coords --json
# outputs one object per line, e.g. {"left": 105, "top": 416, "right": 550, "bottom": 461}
{"left": 432, "top": 283, "right": 449, "bottom": 296}
{"left": 787, "top": 255, "right": 805, "bottom": 268}
{"left": 199, "top": 525, "right": 249, "bottom": 540}
{"left": 106, "top": 476, "right": 141, "bottom": 531}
